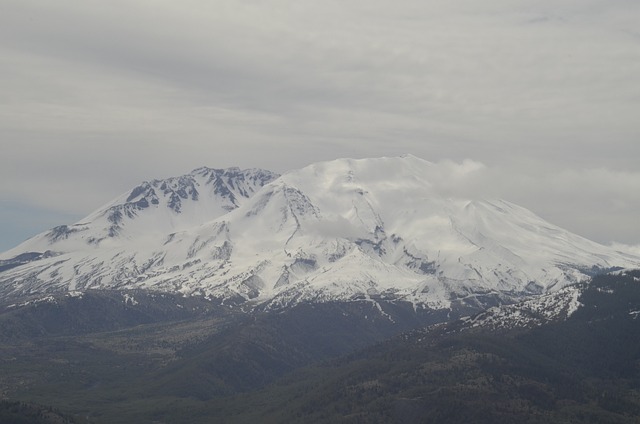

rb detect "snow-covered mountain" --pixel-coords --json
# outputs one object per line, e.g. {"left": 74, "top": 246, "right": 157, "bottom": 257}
{"left": 1, "top": 156, "right": 639, "bottom": 312}
{"left": 1, "top": 166, "right": 278, "bottom": 254}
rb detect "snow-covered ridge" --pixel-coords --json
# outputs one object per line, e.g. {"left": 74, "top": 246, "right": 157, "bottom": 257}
{"left": 446, "top": 268, "right": 640, "bottom": 333}
{"left": 1, "top": 156, "right": 639, "bottom": 311}
{"left": 458, "top": 285, "right": 584, "bottom": 331}
{"left": 0, "top": 166, "right": 278, "bottom": 256}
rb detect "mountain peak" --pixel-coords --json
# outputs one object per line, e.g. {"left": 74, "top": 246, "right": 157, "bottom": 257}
{"left": 1, "top": 166, "right": 279, "bottom": 257}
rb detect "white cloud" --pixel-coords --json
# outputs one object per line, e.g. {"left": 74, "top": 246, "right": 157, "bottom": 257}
{"left": 609, "top": 243, "right": 640, "bottom": 257}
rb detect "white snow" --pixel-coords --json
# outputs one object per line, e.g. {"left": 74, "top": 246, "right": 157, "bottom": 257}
{"left": 122, "top": 293, "right": 139, "bottom": 306}
{"left": 459, "top": 285, "right": 584, "bottom": 331}
{"left": 1, "top": 156, "right": 639, "bottom": 310}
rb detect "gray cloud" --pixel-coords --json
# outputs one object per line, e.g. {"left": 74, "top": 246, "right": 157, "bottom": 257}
{"left": 1, "top": 0, "right": 639, "bottom": 250}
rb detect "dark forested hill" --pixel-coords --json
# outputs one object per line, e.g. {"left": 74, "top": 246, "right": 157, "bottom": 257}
{"left": 1, "top": 271, "right": 639, "bottom": 423}
{"left": 203, "top": 270, "right": 640, "bottom": 424}
{"left": 0, "top": 400, "right": 90, "bottom": 424}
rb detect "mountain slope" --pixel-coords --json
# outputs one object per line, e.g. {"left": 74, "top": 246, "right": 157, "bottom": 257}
{"left": 1, "top": 156, "right": 638, "bottom": 312}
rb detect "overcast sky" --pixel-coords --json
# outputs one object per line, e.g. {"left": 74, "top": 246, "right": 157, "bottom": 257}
{"left": 1, "top": 0, "right": 639, "bottom": 253}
